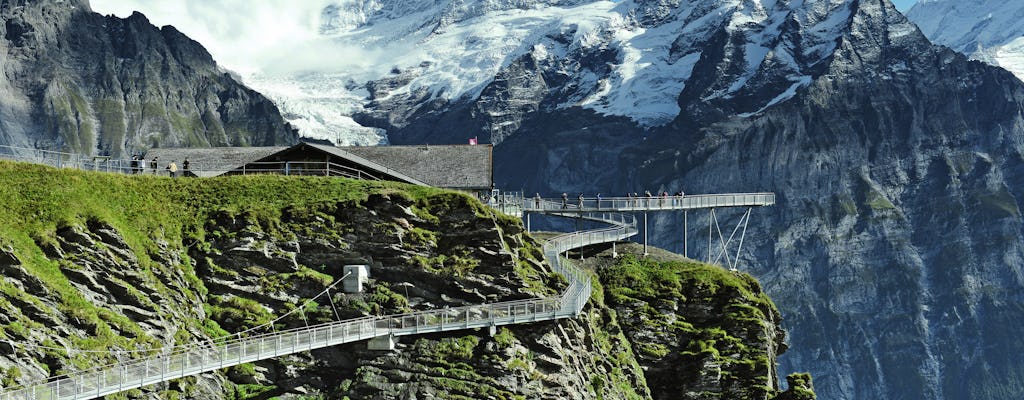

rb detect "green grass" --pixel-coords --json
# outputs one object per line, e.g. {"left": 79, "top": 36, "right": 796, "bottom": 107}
{"left": 601, "top": 254, "right": 775, "bottom": 313}
{"left": 599, "top": 254, "right": 783, "bottom": 399}
{"left": 0, "top": 160, "right": 458, "bottom": 379}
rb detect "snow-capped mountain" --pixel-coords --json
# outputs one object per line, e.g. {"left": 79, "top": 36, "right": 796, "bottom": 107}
{"left": 248, "top": 0, "right": 861, "bottom": 145}
{"left": 906, "top": 0, "right": 1024, "bottom": 80}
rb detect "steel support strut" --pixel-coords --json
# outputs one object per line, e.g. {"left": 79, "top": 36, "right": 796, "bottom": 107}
{"left": 683, "top": 210, "right": 688, "bottom": 258}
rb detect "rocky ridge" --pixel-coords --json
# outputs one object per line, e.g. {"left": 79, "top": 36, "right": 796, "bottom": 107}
{"left": 0, "top": 162, "right": 809, "bottom": 399}
{"left": 0, "top": 0, "right": 297, "bottom": 156}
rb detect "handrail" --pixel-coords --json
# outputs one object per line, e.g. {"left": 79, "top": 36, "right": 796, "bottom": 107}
{"left": 0, "top": 209, "right": 636, "bottom": 400}
{"left": 524, "top": 193, "right": 775, "bottom": 212}
{"left": 0, "top": 146, "right": 379, "bottom": 182}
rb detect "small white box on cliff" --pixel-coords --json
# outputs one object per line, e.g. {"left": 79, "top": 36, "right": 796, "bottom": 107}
{"left": 343, "top": 264, "right": 370, "bottom": 293}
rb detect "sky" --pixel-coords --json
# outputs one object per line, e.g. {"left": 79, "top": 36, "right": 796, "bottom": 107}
{"left": 89, "top": 0, "right": 337, "bottom": 76}
{"left": 892, "top": 0, "right": 918, "bottom": 11}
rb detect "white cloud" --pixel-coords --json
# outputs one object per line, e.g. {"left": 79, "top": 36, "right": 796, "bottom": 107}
{"left": 89, "top": 0, "right": 343, "bottom": 76}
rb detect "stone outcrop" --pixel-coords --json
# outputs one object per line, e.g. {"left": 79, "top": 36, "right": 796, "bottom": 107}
{"left": 0, "top": 0, "right": 297, "bottom": 156}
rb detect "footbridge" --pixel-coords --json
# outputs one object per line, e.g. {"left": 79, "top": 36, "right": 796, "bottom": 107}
{"left": 524, "top": 193, "right": 775, "bottom": 268}
{"left": 0, "top": 212, "right": 638, "bottom": 400}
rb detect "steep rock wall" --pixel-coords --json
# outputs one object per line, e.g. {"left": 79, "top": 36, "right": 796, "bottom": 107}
{"left": 0, "top": 0, "right": 297, "bottom": 156}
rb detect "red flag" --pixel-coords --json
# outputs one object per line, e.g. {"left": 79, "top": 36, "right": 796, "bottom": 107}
{"left": 468, "top": 137, "right": 478, "bottom": 145}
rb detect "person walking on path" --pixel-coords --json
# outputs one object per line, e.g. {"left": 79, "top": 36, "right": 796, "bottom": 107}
{"left": 166, "top": 161, "right": 178, "bottom": 178}
{"left": 561, "top": 192, "right": 568, "bottom": 209}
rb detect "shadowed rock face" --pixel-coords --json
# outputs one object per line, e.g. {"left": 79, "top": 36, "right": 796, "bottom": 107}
{"left": 350, "top": 0, "right": 1024, "bottom": 398}
{"left": 0, "top": 0, "right": 297, "bottom": 156}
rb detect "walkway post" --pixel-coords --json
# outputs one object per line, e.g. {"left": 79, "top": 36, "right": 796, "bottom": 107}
{"left": 683, "top": 210, "right": 688, "bottom": 258}
{"left": 643, "top": 212, "right": 649, "bottom": 256}
{"left": 708, "top": 208, "right": 714, "bottom": 263}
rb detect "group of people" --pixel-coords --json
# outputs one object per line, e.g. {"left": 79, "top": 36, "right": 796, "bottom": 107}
{"left": 128, "top": 155, "right": 190, "bottom": 178}
{"left": 533, "top": 190, "right": 686, "bottom": 210}
{"left": 625, "top": 190, "right": 685, "bottom": 208}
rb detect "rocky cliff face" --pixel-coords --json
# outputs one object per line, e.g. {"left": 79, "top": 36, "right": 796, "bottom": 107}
{"left": 0, "top": 163, "right": 803, "bottom": 399}
{"left": 0, "top": 0, "right": 297, "bottom": 156}
{"left": 306, "top": 0, "right": 1024, "bottom": 399}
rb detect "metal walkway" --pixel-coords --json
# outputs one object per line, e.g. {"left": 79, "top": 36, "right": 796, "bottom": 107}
{"left": 524, "top": 193, "right": 775, "bottom": 213}
{"left": 524, "top": 193, "right": 775, "bottom": 265}
{"left": 0, "top": 213, "right": 637, "bottom": 400}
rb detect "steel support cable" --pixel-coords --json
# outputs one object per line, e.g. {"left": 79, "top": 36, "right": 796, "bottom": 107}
{"left": 712, "top": 209, "right": 749, "bottom": 268}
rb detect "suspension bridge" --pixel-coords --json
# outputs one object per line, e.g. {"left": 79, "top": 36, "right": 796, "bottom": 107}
{"left": 0, "top": 155, "right": 774, "bottom": 399}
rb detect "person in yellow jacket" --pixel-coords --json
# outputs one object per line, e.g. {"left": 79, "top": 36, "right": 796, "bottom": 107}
{"left": 166, "top": 161, "right": 178, "bottom": 178}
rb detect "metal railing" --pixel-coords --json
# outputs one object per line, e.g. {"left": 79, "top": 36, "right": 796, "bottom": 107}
{"left": 0, "top": 211, "right": 636, "bottom": 400}
{"left": 0, "top": 145, "right": 386, "bottom": 180}
{"left": 0, "top": 146, "right": 132, "bottom": 173}
{"left": 195, "top": 161, "right": 384, "bottom": 180}
{"left": 524, "top": 193, "right": 775, "bottom": 212}
{"left": 484, "top": 192, "right": 524, "bottom": 217}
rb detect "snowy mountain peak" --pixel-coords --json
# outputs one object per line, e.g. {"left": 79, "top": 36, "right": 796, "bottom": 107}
{"left": 243, "top": 0, "right": 912, "bottom": 145}
{"left": 907, "top": 0, "right": 1024, "bottom": 81}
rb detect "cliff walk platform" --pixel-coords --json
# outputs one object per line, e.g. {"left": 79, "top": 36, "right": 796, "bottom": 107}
{"left": 525, "top": 193, "right": 775, "bottom": 213}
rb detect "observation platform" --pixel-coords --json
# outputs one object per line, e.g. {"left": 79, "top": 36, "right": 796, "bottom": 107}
{"left": 524, "top": 193, "right": 775, "bottom": 213}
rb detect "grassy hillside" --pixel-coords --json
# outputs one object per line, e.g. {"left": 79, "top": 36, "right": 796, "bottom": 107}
{"left": 0, "top": 160, "right": 472, "bottom": 379}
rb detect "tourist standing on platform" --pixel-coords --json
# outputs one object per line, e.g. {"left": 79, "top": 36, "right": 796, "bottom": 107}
{"left": 644, "top": 190, "right": 652, "bottom": 207}
{"left": 534, "top": 193, "right": 542, "bottom": 209}
{"left": 183, "top": 158, "right": 191, "bottom": 174}
{"left": 166, "top": 161, "right": 178, "bottom": 178}
{"left": 577, "top": 193, "right": 584, "bottom": 209}
{"left": 150, "top": 157, "right": 158, "bottom": 174}
{"left": 596, "top": 193, "right": 602, "bottom": 209}
{"left": 633, "top": 192, "right": 640, "bottom": 207}
{"left": 561, "top": 192, "right": 568, "bottom": 209}
{"left": 129, "top": 155, "right": 138, "bottom": 174}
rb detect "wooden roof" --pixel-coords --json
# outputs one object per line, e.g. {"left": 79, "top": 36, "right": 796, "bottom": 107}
{"left": 343, "top": 144, "right": 493, "bottom": 190}
{"left": 271, "top": 143, "right": 427, "bottom": 186}
{"left": 142, "top": 144, "right": 492, "bottom": 189}
{"left": 142, "top": 147, "right": 287, "bottom": 177}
